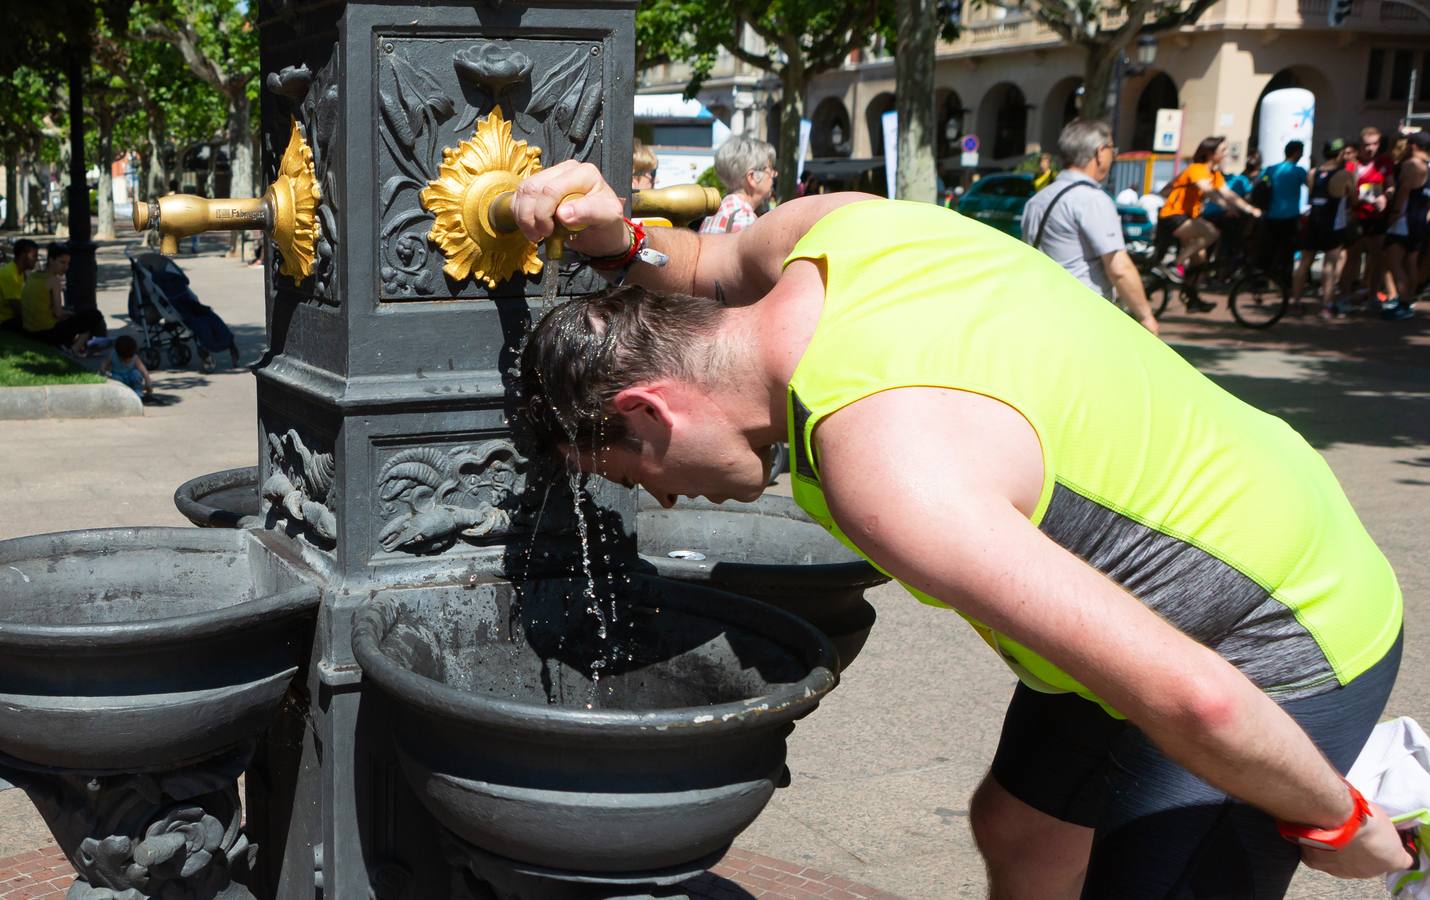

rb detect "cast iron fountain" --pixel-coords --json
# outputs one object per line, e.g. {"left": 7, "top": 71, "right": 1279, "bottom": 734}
{"left": 0, "top": 2, "right": 863, "bottom": 898}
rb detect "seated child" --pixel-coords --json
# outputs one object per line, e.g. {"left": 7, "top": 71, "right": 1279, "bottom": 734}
{"left": 100, "top": 335, "right": 152, "bottom": 400}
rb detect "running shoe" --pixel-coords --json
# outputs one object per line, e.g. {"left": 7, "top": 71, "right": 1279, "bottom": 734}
{"left": 1153, "top": 265, "right": 1185, "bottom": 286}
{"left": 1382, "top": 301, "right": 1415, "bottom": 321}
{"left": 1185, "top": 297, "right": 1216, "bottom": 313}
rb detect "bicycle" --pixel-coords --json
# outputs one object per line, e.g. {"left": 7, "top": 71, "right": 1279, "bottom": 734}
{"left": 1132, "top": 235, "right": 1217, "bottom": 318}
{"left": 1138, "top": 262, "right": 1213, "bottom": 318}
{"left": 1227, "top": 267, "right": 1291, "bottom": 328}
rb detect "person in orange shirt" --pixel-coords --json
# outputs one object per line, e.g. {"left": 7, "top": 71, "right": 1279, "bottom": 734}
{"left": 1156, "top": 136, "right": 1261, "bottom": 290}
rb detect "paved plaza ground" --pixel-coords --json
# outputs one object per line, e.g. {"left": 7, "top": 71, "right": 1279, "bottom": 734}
{"left": 0, "top": 233, "right": 1426, "bottom": 898}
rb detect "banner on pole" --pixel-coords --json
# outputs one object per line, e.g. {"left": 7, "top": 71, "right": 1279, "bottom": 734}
{"left": 882, "top": 110, "right": 898, "bottom": 199}
{"left": 797, "top": 118, "right": 813, "bottom": 181}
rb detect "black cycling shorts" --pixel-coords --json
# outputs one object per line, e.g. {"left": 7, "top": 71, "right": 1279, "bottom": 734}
{"left": 1304, "top": 222, "right": 1348, "bottom": 253}
{"left": 1385, "top": 231, "right": 1428, "bottom": 254}
{"left": 989, "top": 632, "right": 1401, "bottom": 899}
{"left": 1158, "top": 214, "right": 1190, "bottom": 236}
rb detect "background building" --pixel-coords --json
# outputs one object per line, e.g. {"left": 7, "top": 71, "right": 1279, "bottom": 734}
{"left": 640, "top": 0, "right": 1430, "bottom": 186}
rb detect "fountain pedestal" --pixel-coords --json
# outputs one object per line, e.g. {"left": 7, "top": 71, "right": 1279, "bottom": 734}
{"left": 2, "top": 3, "right": 838, "bottom": 898}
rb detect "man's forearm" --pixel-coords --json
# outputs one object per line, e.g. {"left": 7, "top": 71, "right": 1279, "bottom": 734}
{"left": 625, "top": 224, "right": 704, "bottom": 296}
{"left": 1112, "top": 266, "right": 1155, "bottom": 322}
{"left": 1135, "top": 659, "right": 1354, "bottom": 827}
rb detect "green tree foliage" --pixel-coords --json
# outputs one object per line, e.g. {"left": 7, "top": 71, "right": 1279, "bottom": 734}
{"left": 0, "top": 67, "right": 65, "bottom": 229}
{"left": 638, "top": 0, "right": 958, "bottom": 201}
{"left": 992, "top": 0, "right": 1217, "bottom": 122}
{"left": 141, "top": 0, "right": 259, "bottom": 218}
{"left": 638, "top": 0, "right": 895, "bottom": 201}
{"left": 107, "top": 26, "right": 228, "bottom": 203}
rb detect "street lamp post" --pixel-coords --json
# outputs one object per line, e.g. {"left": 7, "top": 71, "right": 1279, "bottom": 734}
{"left": 1108, "top": 34, "right": 1159, "bottom": 145}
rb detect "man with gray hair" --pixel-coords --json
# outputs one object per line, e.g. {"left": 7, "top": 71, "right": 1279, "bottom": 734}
{"left": 700, "top": 136, "right": 777, "bottom": 234}
{"left": 1021, "top": 119, "right": 1160, "bottom": 336}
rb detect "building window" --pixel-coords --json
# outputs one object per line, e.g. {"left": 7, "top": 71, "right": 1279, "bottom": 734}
{"left": 1366, "top": 49, "right": 1385, "bottom": 100}
{"left": 1390, "top": 49, "right": 1415, "bottom": 101}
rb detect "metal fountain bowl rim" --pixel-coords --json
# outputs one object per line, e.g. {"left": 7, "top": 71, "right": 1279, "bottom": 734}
{"left": 350, "top": 572, "right": 840, "bottom": 743}
{"left": 0, "top": 527, "right": 321, "bottom": 651}
{"left": 172, "top": 465, "right": 262, "bottom": 522}
{"left": 635, "top": 490, "right": 890, "bottom": 588}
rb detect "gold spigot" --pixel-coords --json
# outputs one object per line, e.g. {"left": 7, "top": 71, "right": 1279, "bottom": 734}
{"left": 134, "top": 195, "right": 268, "bottom": 257}
{"left": 422, "top": 106, "right": 724, "bottom": 286}
{"left": 487, "top": 191, "right": 587, "bottom": 262}
{"left": 632, "top": 185, "right": 721, "bottom": 227}
{"left": 132, "top": 118, "right": 321, "bottom": 282}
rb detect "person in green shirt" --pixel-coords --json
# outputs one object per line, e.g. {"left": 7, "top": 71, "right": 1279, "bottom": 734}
{"left": 0, "top": 238, "right": 39, "bottom": 331}
{"left": 21, "top": 243, "right": 106, "bottom": 354}
{"left": 508, "top": 161, "right": 1410, "bottom": 898}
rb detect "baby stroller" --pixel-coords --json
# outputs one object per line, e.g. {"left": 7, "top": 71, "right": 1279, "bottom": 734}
{"left": 126, "top": 250, "right": 237, "bottom": 372}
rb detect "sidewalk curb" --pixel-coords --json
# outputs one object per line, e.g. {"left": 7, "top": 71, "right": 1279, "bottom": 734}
{"left": 0, "top": 383, "right": 143, "bottom": 420}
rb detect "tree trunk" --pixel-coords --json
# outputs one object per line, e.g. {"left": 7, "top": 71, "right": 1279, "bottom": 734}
{"left": 3, "top": 151, "right": 17, "bottom": 230}
{"left": 895, "top": 0, "right": 938, "bottom": 202}
{"left": 775, "top": 63, "right": 806, "bottom": 203}
{"left": 55, "top": 143, "right": 71, "bottom": 238}
{"left": 226, "top": 89, "right": 255, "bottom": 256}
{"left": 96, "top": 122, "right": 116, "bottom": 240}
{"left": 1080, "top": 42, "right": 1119, "bottom": 124}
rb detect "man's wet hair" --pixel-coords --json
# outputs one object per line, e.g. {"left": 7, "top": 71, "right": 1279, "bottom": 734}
{"left": 519, "top": 284, "right": 726, "bottom": 453}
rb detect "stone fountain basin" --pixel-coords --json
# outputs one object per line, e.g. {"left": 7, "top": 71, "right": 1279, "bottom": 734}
{"left": 352, "top": 574, "right": 837, "bottom": 874}
{"left": 174, "top": 466, "right": 263, "bottom": 529}
{"left": 637, "top": 492, "right": 888, "bottom": 671}
{"left": 0, "top": 527, "right": 319, "bottom": 772}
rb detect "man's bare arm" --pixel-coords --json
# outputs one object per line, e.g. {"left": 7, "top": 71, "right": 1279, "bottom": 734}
{"left": 509, "top": 160, "right": 875, "bottom": 303}
{"left": 1103, "top": 250, "right": 1159, "bottom": 336}
{"left": 814, "top": 386, "right": 1409, "bottom": 877}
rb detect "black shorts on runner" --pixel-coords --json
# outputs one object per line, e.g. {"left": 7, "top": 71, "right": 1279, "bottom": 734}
{"left": 1304, "top": 223, "right": 1348, "bottom": 253}
{"left": 1385, "top": 231, "right": 1428, "bottom": 254}
{"left": 989, "top": 632, "right": 1401, "bottom": 899}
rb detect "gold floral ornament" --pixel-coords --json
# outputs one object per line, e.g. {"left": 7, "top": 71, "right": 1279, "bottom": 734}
{"left": 269, "top": 117, "right": 322, "bottom": 281}
{"left": 420, "top": 105, "right": 544, "bottom": 287}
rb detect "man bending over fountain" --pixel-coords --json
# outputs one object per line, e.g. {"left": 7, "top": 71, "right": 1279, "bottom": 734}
{"left": 511, "top": 161, "right": 1409, "bottom": 897}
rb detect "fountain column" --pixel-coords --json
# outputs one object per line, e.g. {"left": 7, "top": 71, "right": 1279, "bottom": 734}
{"left": 245, "top": 2, "right": 638, "bottom": 896}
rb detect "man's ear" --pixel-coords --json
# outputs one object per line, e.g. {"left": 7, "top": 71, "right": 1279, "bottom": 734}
{"left": 610, "top": 385, "right": 675, "bottom": 433}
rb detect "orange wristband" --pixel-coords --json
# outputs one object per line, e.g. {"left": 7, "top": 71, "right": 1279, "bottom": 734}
{"left": 1275, "top": 781, "right": 1371, "bottom": 851}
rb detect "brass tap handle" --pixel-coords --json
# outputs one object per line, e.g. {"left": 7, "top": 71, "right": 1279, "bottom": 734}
{"left": 487, "top": 191, "right": 586, "bottom": 261}
{"left": 631, "top": 185, "right": 722, "bottom": 226}
{"left": 131, "top": 118, "right": 320, "bottom": 281}
{"left": 132, "top": 195, "right": 269, "bottom": 244}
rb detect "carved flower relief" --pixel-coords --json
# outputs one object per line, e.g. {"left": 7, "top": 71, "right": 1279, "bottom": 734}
{"left": 380, "top": 231, "right": 434, "bottom": 295}
{"left": 454, "top": 42, "right": 533, "bottom": 98}
{"left": 72, "top": 805, "right": 246, "bottom": 900}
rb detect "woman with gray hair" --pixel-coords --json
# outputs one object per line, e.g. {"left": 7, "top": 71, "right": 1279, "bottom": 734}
{"left": 700, "top": 136, "right": 778, "bottom": 234}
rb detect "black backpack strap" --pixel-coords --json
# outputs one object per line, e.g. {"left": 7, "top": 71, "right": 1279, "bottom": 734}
{"left": 1032, "top": 180, "right": 1097, "bottom": 251}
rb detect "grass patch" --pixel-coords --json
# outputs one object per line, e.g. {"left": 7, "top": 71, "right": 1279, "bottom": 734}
{"left": 0, "top": 331, "right": 106, "bottom": 387}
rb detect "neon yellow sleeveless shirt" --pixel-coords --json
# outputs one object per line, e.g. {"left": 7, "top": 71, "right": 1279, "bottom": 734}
{"left": 783, "top": 199, "right": 1401, "bottom": 713}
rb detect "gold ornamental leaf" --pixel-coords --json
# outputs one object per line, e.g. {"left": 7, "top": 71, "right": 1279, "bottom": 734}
{"left": 421, "top": 106, "right": 544, "bottom": 287}
{"left": 271, "top": 118, "right": 322, "bottom": 281}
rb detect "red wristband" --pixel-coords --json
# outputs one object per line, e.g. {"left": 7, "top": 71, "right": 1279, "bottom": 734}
{"left": 1276, "top": 781, "right": 1372, "bottom": 851}
{"left": 586, "top": 218, "right": 645, "bottom": 271}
